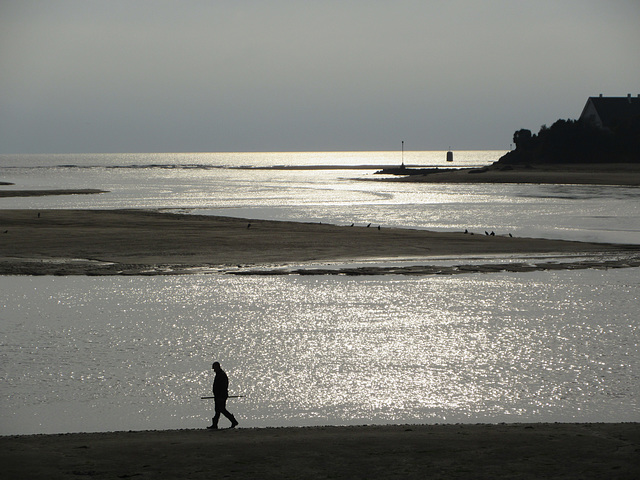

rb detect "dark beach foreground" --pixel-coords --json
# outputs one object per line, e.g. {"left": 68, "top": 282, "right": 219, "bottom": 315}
{"left": 1, "top": 423, "right": 638, "bottom": 479}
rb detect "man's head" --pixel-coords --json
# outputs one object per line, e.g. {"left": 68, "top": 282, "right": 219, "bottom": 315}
{"left": 212, "top": 361, "right": 221, "bottom": 372}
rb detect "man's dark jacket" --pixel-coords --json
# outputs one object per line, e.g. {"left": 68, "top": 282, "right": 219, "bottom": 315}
{"left": 213, "top": 369, "right": 229, "bottom": 399}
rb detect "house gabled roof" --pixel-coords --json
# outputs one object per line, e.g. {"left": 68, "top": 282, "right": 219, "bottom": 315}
{"left": 580, "top": 96, "right": 640, "bottom": 129}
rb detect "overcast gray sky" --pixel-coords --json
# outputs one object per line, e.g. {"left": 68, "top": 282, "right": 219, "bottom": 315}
{"left": 1, "top": 0, "right": 638, "bottom": 154}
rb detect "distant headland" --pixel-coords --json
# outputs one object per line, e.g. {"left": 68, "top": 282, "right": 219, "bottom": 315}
{"left": 498, "top": 94, "right": 640, "bottom": 166}
{"left": 378, "top": 95, "right": 640, "bottom": 186}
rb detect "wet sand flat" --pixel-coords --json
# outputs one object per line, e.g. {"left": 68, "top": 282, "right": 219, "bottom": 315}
{"left": 388, "top": 163, "right": 640, "bottom": 186}
{"left": 0, "top": 189, "right": 106, "bottom": 197}
{"left": 0, "top": 209, "right": 638, "bottom": 275}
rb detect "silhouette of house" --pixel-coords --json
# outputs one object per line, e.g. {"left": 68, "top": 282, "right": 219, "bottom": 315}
{"left": 579, "top": 94, "right": 640, "bottom": 131}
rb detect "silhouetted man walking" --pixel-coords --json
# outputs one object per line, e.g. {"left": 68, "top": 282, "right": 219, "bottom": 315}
{"left": 208, "top": 361, "right": 239, "bottom": 429}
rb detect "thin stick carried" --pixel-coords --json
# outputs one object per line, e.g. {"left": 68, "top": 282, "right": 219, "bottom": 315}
{"left": 200, "top": 395, "right": 245, "bottom": 399}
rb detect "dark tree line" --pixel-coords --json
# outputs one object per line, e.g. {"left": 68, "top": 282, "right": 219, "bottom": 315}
{"left": 498, "top": 117, "right": 640, "bottom": 165}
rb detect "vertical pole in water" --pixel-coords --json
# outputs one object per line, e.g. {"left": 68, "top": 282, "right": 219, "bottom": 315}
{"left": 401, "top": 141, "right": 404, "bottom": 168}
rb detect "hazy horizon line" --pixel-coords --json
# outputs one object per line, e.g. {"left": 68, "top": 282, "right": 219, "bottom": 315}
{"left": 0, "top": 148, "right": 510, "bottom": 156}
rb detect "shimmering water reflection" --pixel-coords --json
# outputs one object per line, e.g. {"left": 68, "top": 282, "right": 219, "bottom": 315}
{"left": 1, "top": 268, "right": 638, "bottom": 434}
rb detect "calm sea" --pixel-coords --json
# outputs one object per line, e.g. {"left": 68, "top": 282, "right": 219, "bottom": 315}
{"left": 2, "top": 151, "right": 639, "bottom": 244}
{"left": 1, "top": 151, "right": 639, "bottom": 434}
